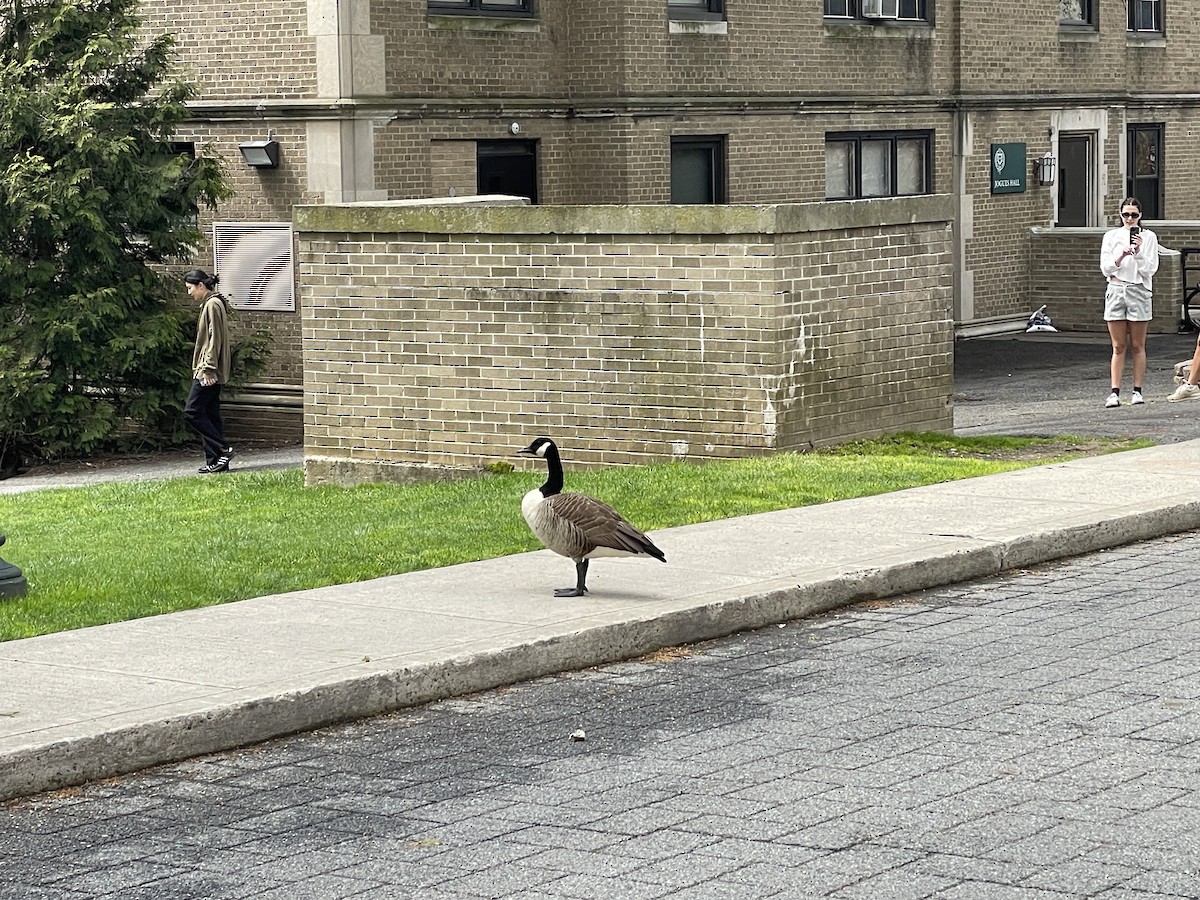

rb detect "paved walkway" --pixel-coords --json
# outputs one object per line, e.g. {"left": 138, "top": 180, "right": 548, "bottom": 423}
{"left": 0, "top": 445, "right": 304, "bottom": 495}
{"left": 4, "top": 436, "right": 1200, "bottom": 802}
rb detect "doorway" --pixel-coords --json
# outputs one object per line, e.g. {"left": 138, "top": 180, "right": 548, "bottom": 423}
{"left": 1057, "top": 133, "right": 1091, "bottom": 227}
{"left": 477, "top": 140, "right": 538, "bottom": 203}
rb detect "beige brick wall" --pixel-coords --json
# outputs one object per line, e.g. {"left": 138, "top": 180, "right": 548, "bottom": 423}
{"left": 128, "top": 0, "right": 1200, "bottom": 437}
{"left": 295, "top": 197, "right": 954, "bottom": 483}
{"left": 165, "top": 123, "right": 315, "bottom": 388}
{"left": 1027, "top": 227, "right": 1184, "bottom": 333}
{"left": 142, "top": 2, "right": 316, "bottom": 100}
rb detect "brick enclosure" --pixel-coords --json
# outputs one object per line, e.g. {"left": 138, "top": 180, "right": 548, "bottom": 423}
{"left": 295, "top": 197, "right": 954, "bottom": 483}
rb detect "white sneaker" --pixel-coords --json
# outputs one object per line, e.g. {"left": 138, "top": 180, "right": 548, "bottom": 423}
{"left": 1105, "top": 391, "right": 1120, "bottom": 408}
{"left": 1168, "top": 382, "right": 1200, "bottom": 402}
{"left": 1131, "top": 390, "right": 1145, "bottom": 405}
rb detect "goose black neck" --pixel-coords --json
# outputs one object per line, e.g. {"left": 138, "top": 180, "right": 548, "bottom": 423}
{"left": 540, "top": 442, "right": 564, "bottom": 497}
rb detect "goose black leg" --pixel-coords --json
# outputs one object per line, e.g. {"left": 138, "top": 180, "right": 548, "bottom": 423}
{"left": 555, "top": 560, "right": 589, "bottom": 597}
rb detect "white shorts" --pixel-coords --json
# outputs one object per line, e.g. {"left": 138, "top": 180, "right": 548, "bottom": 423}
{"left": 1104, "top": 282, "right": 1152, "bottom": 322}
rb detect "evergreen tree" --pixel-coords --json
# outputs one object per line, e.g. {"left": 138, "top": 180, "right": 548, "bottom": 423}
{"left": 0, "top": 0, "right": 232, "bottom": 474}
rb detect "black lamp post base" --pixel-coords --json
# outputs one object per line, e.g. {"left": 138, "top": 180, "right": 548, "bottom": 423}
{"left": 0, "top": 534, "right": 27, "bottom": 600}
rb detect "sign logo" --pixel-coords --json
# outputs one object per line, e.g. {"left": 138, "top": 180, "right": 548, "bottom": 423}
{"left": 993, "top": 147, "right": 1006, "bottom": 173}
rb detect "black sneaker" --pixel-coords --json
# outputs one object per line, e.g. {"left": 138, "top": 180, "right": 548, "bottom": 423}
{"left": 199, "top": 460, "right": 229, "bottom": 474}
{"left": 214, "top": 447, "right": 235, "bottom": 469}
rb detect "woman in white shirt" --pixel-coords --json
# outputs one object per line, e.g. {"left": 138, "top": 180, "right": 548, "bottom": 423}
{"left": 1098, "top": 197, "right": 1159, "bottom": 408}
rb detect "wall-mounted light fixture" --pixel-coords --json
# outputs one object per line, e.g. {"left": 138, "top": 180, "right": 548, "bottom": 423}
{"left": 1035, "top": 151, "right": 1056, "bottom": 186}
{"left": 239, "top": 129, "right": 281, "bottom": 169}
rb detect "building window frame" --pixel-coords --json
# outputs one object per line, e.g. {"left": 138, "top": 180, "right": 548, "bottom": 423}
{"left": 1059, "top": 0, "right": 1097, "bottom": 27}
{"left": 670, "top": 136, "right": 727, "bottom": 204}
{"left": 428, "top": 0, "right": 534, "bottom": 17}
{"left": 668, "top": 0, "right": 725, "bottom": 21}
{"left": 825, "top": 130, "right": 933, "bottom": 200}
{"left": 823, "top": 0, "right": 931, "bottom": 23}
{"left": 1126, "top": 123, "right": 1163, "bottom": 219}
{"left": 1127, "top": 0, "right": 1163, "bottom": 33}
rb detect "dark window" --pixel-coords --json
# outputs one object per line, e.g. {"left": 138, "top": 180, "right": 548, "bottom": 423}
{"left": 477, "top": 140, "right": 538, "bottom": 203}
{"left": 825, "top": 131, "right": 932, "bottom": 200}
{"left": 1126, "top": 124, "right": 1163, "bottom": 219}
{"left": 668, "top": 0, "right": 724, "bottom": 20}
{"left": 824, "top": 0, "right": 929, "bottom": 22}
{"left": 429, "top": 0, "right": 533, "bottom": 15}
{"left": 671, "top": 137, "right": 726, "bottom": 204}
{"left": 1127, "top": 0, "right": 1162, "bottom": 32}
{"left": 1060, "top": 0, "right": 1096, "bottom": 26}
{"left": 167, "top": 143, "right": 200, "bottom": 226}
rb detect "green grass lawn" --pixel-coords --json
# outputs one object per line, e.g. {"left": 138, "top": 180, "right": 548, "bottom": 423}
{"left": 0, "top": 433, "right": 1149, "bottom": 642}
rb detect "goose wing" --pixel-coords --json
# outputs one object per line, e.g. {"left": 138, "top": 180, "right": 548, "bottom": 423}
{"left": 544, "top": 492, "right": 665, "bottom": 560}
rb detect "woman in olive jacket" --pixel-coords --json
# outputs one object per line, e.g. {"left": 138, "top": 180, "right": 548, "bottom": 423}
{"left": 183, "top": 269, "right": 235, "bottom": 473}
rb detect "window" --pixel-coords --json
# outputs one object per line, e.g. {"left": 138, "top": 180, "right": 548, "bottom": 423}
{"left": 825, "top": 131, "right": 932, "bottom": 200}
{"left": 477, "top": 140, "right": 538, "bottom": 203}
{"left": 429, "top": 0, "right": 532, "bottom": 15}
{"left": 668, "top": 0, "right": 724, "bottom": 19}
{"left": 824, "top": 0, "right": 929, "bottom": 22}
{"left": 1126, "top": 124, "right": 1163, "bottom": 219}
{"left": 671, "top": 137, "right": 726, "bottom": 204}
{"left": 1059, "top": 0, "right": 1096, "bottom": 26}
{"left": 1127, "top": 0, "right": 1162, "bottom": 32}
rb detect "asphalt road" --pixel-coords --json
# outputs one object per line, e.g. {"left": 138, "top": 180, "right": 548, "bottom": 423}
{"left": 3, "top": 534, "right": 1200, "bottom": 898}
{"left": 954, "top": 331, "right": 1200, "bottom": 442}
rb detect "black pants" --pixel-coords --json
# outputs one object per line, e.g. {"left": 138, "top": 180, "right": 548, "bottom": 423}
{"left": 184, "top": 380, "right": 227, "bottom": 464}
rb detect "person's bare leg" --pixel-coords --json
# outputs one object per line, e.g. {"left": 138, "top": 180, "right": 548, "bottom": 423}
{"left": 1107, "top": 320, "right": 1128, "bottom": 391}
{"left": 1168, "top": 335, "right": 1200, "bottom": 400}
{"left": 1128, "top": 320, "right": 1149, "bottom": 389}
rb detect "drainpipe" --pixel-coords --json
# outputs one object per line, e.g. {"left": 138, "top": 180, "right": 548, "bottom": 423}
{"left": 952, "top": 104, "right": 972, "bottom": 326}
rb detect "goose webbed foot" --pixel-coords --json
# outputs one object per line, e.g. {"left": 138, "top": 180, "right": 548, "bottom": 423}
{"left": 553, "top": 560, "right": 589, "bottom": 598}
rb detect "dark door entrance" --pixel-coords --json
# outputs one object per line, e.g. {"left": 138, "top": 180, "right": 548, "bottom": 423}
{"left": 1057, "top": 134, "right": 1091, "bottom": 227}
{"left": 477, "top": 140, "right": 538, "bottom": 203}
{"left": 1126, "top": 124, "right": 1163, "bottom": 219}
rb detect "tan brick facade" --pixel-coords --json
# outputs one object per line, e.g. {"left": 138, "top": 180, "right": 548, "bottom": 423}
{"left": 294, "top": 197, "right": 954, "bottom": 482}
{"left": 135, "top": 0, "right": 1200, "bottom": 442}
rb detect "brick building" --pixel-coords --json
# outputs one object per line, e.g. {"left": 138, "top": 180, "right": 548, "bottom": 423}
{"left": 144, "top": 0, "right": 1200, "bottom": 454}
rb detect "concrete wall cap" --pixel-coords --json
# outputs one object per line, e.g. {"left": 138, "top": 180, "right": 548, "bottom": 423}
{"left": 294, "top": 194, "right": 956, "bottom": 237}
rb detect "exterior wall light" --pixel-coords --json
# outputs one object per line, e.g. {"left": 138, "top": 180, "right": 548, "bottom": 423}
{"left": 239, "top": 132, "right": 281, "bottom": 169}
{"left": 1035, "top": 151, "right": 1056, "bottom": 186}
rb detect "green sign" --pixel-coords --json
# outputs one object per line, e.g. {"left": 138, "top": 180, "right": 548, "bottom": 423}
{"left": 990, "top": 143, "right": 1026, "bottom": 194}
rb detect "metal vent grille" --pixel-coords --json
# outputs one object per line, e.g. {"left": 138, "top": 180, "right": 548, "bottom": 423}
{"left": 212, "top": 222, "right": 295, "bottom": 312}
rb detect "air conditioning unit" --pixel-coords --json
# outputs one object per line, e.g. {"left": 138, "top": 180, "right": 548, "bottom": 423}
{"left": 212, "top": 222, "right": 295, "bottom": 312}
{"left": 861, "top": 0, "right": 899, "bottom": 18}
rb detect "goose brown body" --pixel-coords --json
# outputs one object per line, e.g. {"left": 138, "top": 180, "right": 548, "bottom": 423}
{"left": 517, "top": 437, "right": 665, "bottom": 597}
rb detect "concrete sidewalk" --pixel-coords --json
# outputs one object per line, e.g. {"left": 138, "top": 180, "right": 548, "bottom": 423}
{"left": 0, "top": 444, "right": 304, "bottom": 495}
{"left": 4, "top": 440, "right": 1200, "bottom": 802}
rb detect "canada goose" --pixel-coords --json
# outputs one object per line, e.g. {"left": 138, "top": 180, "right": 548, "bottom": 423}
{"left": 516, "top": 437, "right": 666, "bottom": 597}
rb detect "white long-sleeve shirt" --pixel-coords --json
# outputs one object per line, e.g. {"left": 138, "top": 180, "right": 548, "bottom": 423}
{"left": 1100, "top": 226, "right": 1159, "bottom": 290}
